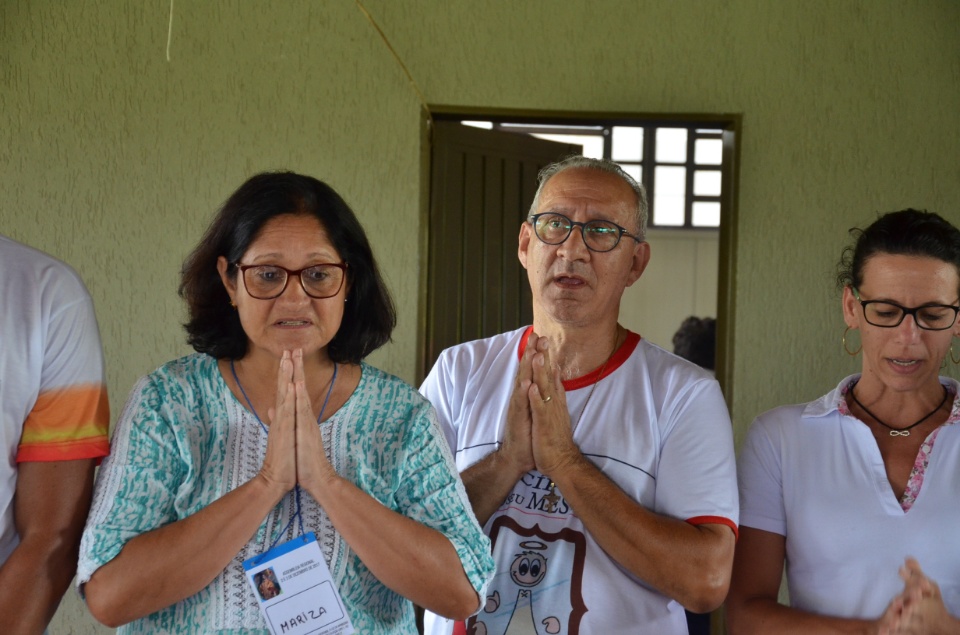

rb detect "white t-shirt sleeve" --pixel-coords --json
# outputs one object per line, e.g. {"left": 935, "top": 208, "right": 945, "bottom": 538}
{"left": 40, "top": 275, "right": 106, "bottom": 391}
{"left": 737, "top": 414, "right": 787, "bottom": 536}
{"left": 420, "top": 350, "right": 460, "bottom": 454}
{"left": 654, "top": 377, "right": 739, "bottom": 529}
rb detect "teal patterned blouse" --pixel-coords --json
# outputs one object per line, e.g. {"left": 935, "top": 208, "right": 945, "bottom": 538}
{"left": 78, "top": 353, "right": 494, "bottom": 634}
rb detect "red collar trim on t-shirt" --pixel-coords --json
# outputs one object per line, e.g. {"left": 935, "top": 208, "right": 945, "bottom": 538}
{"left": 516, "top": 326, "right": 640, "bottom": 391}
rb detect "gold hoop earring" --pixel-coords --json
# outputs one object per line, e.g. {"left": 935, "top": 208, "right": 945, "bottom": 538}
{"left": 843, "top": 326, "right": 861, "bottom": 356}
{"left": 951, "top": 343, "right": 960, "bottom": 366}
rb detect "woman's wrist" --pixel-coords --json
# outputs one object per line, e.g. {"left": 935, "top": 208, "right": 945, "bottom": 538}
{"left": 300, "top": 471, "right": 346, "bottom": 507}
{"left": 253, "top": 470, "right": 293, "bottom": 504}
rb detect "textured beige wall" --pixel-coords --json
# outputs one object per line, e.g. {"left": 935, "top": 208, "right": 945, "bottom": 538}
{"left": 2, "top": 1, "right": 958, "bottom": 632}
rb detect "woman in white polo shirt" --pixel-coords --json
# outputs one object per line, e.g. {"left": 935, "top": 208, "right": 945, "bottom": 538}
{"left": 728, "top": 209, "right": 960, "bottom": 634}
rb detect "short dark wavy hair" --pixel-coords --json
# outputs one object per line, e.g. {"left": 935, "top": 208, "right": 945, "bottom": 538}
{"left": 179, "top": 171, "right": 396, "bottom": 363}
{"left": 836, "top": 209, "right": 960, "bottom": 295}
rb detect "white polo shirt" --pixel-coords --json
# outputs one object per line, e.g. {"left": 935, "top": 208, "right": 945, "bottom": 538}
{"left": 738, "top": 375, "right": 960, "bottom": 618}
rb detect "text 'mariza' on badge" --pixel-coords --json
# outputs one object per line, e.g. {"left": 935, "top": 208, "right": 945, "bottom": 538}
{"left": 243, "top": 532, "right": 355, "bottom": 635}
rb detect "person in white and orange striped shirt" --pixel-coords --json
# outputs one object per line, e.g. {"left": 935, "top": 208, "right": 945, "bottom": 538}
{"left": 0, "top": 234, "right": 110, "bottom": 633}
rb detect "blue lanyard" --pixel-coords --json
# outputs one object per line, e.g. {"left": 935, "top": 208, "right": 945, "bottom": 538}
{"left": 231, "top": 358, "right": 338, "bottom": 547}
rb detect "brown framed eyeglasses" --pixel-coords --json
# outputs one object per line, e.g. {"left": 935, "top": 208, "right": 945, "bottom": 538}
{"left": 234, "top": 262, "right": 348, "bottom": 299}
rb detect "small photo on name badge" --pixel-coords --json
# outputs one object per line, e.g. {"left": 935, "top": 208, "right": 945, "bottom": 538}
{"left": 255, "top": 567, "right": 282, "bottom": 602}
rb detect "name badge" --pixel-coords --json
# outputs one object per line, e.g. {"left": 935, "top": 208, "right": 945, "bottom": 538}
{"left": 243, "top": 532, "right": 354, "bottom": 635}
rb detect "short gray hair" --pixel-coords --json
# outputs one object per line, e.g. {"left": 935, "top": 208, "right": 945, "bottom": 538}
{"left": 529, "top": 155, "right": 649, "bottom": 238}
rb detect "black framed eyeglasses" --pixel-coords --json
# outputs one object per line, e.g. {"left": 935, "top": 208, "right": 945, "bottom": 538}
{"left": 528, "top": 212, "right": 643, "bottom": 253}
{"left": 234, "top": 262, "right": 348, "bottom": 300}
{"left": 855, "top": 291, "right": 960, "bottom": 331}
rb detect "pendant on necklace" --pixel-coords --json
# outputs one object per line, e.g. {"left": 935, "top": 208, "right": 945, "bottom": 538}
{"left": 850, "top": 383, "right": 949, "bottom": 439}
{"left": 544, "top": 481, "right": 560, "bottom": 513}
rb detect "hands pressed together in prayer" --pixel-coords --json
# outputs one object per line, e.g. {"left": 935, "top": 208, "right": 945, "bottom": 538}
{"left": 500, "top": 333, "right": 583, "bottom": 480}
{"left": 257, "top": 349, "right": 340, "bottom": 502}
{"left": 83, "top": 347, "right": 348, "bottom": 627}
{"left": 878, "top": 559, "right": 960, "bottom": 635}
{"left": 477, "top": 329, "right": 734, "bottom": 612}
{"left": 251, "top": 352, "right": 481, "bottom": 619}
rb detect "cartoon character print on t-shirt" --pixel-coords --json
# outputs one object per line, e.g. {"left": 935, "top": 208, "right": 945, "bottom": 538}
{"left": 467, "top": 515, "right": 587, "bottom": 635}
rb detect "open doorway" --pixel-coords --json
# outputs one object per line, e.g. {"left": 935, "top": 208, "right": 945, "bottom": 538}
{"left": 420, "top": 121, "right": 579, "bottom": 381}
{"left": 421, "top": 109, "right": 740, "bottom": 402}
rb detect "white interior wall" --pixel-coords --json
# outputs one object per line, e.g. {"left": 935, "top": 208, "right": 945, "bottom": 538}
{"left": 620, "top": 229, "right": 720, "bottom": 352}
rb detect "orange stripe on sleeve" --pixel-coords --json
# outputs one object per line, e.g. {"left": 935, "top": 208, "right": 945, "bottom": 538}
{"left": 17, "top": 384, "right": 110, "bottom": 463}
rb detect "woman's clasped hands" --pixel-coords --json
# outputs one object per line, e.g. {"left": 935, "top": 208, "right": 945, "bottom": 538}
{"left": 257, "top": 349, "right": 339, "bottom": 500}
{"left": 878, "top": 558, "right": 960, "bottom": 635}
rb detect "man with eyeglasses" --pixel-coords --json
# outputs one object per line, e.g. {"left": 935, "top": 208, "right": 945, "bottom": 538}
{"left": 421, "top": 156, "right": 738, "bottom": 635}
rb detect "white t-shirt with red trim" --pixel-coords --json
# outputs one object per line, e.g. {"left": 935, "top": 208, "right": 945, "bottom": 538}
{"left": 421, "top": 327, "right": 738, "bottom": 635}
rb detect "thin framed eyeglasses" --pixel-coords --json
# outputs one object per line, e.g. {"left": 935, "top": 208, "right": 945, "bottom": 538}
{"left": 234, "top": 262, "right": 348, "bottom": 300}
{"left": 528, "top": 212, "right": 643, "bottom": 253}
{"left": 855, "top": 291, "right": 960, "bottom": 331}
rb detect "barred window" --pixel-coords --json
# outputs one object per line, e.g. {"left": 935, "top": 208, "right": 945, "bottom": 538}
{"left": 461, "top": 120, "right": 727, "bottom": 229}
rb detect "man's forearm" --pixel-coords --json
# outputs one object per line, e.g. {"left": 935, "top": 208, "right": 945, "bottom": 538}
{"left": 0, "top": 534, "right": 80, "bottom": 634}
{"left": 6, "top": 459, "right": 97, "bottom": 634}
{"left": 460, "top": 450, "right": 527, "bottom": 526}
{"left": 551, "top": 454, "right": 735, "bottom": 613}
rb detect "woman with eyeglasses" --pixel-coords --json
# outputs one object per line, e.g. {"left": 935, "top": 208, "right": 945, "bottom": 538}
{"left": 728, "top": 209, "right": 960, "bottom": 634}
{"left": 76, "top": 171, "right": 494, "bottom": 634}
